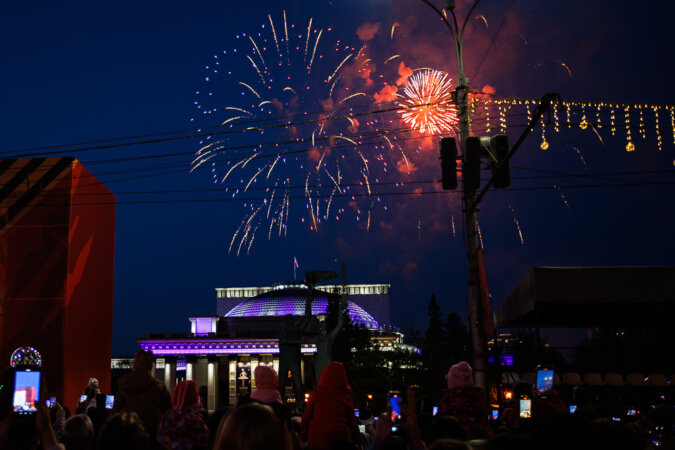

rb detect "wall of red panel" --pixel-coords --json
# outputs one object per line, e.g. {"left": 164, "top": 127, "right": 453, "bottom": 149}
{"left": 0, "top": 159, "right": 115, "bottom": 412}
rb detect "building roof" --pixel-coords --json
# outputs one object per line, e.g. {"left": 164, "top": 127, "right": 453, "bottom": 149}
{"left": 495, "top": 266, "right": 675, "bottom": 327}
{"left": 224, "top": 286, "right": 380, "bottom": 329}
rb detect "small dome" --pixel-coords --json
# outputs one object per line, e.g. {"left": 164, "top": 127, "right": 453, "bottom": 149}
{"left": 225, "top": 286, "right": 380, "bottom": 329}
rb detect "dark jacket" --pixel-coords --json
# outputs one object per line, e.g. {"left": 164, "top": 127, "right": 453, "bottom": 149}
{"left": 438, "top": 386, "right": 488, "bottom": 439}
{"left": 301, "top": 362, "right": 360, "bottom": 450}
{"left": 112, "top": 371, "right": 172, "bottom": 436}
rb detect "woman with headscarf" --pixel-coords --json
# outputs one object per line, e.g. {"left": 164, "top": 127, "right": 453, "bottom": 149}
{"left": 438, "top": 361, "right": 488, "bottom": 439}
{"left": 157, "top": 380, "right": 209, "bottom": 449}
{"left": 250, "top": 365, "right": 283, "bottom": 405}
{"left": 300, "top": 361, "right": 361, "bottom": 450}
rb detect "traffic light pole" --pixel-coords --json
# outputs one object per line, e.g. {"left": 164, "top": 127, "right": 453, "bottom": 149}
{"left": 452, "top": 1, "right": 488, "bottom": 392}
{"left": 420, "top": 0, "right": 488, "bottom": 391}
{"left": 457, "top": 83, "right": 488, "bottom": 392}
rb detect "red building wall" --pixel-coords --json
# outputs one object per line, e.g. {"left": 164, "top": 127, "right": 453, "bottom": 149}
{"left": 0, "top": 158, "right": 115, "bottom": 412}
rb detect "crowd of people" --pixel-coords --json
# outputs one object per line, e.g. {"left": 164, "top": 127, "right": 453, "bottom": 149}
{"left": 1, "top": 350, "right": 672, "bottom": 450}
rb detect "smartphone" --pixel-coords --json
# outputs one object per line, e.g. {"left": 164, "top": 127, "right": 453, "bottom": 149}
{"left": 519, "top": 396, "right": 531, "bottom": 419}
{"left": 354, "top": 408, "right": 359, "bottom": 418}
{"left": 388, "top": 391, "right": 402, "bottom": 422}
{"left": 46, "top": 397, "right": 56, "bottom": 408}
{"left": 13, "top": 368, "right": 41, "bottom": 415}
{"left": 492, "top": 409, "right": 499, "bottom": 420}
{"left": 358, "top": 424, "right": 365, "bottom": 433}
{"left": 432, "top": 406, "right": 439, "bottom": 416}
{"left": 105, "top": 395, "right": 114, "bottom": 410}
{"left": 627, "top": 409, "right": 636, "bottom": 416}
{"left": 570, "top": 405, "right": 577, "bottom": 414}
{"left": 612, "top": 417, "right": 621, "bottom": 422}
{"left": 80, "top": 394, "right": 87, "bottom": 403}
{"left": 536, "top": 368, "right": 554, "bottom": 393}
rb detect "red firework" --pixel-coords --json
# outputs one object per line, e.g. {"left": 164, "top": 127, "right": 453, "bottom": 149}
{"left": 397, "top": 69, "right": 458, "bottom": 135}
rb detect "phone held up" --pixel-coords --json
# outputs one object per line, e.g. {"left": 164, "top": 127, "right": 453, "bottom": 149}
{"left": 388, "top": 391, "right": 402, "bottom": 432}
{"left": 12, "top": 367, "right": 41, "bottom": 416}
{"left": 536, "top": 366, "right": 554, "bottom": 398}
{"left": 519, "top": 395, "right": 531, "bottom": 419}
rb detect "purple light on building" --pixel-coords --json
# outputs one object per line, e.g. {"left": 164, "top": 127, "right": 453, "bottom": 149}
{"left": 225, "top": 296, "right": 380, "bottom": 329}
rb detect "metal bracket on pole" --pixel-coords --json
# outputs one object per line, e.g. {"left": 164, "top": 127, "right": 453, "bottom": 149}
{"left": 472, "top": 93, "right": 561, "bottom": 210}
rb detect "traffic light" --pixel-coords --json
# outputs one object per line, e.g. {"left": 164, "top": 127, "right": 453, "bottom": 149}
{"left": 440, "top": 137, "right": 458, "bottom": 190}
{"left": 491, "top": 134, "right": 510, "bottom": 188}
{"left": 463, "top": 136, "right": 481, "bottom": 190}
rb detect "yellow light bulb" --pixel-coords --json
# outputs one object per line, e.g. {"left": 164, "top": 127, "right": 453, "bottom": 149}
{"left": 626, "top": 142, "right": 635, "bottom": 152}
{"left": 579, "top": 116, "right": 588, "bottom": 130}
{"left": 541, "top": 140, "right": 549, "bottom": 150}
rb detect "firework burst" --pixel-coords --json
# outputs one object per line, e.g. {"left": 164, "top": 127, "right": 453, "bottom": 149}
{"left": 190, "top": 12, "right": 385, "bottom": 255}
{"left": 397, "top": 69, "right": 458, "bottom": 135}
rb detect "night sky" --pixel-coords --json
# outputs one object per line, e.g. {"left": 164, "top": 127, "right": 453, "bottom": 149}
{"left": 2, "top": 0, "right": 674, "bottom": 356}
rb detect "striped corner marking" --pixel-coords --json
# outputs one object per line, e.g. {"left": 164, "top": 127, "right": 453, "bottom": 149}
{"left": 0, "top": 157, "right": 75, "bottom": 234}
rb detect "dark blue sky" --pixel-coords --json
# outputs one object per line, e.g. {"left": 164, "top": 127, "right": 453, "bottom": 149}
{"left": 1, "top": 0, "right": 674, "bottom": 356}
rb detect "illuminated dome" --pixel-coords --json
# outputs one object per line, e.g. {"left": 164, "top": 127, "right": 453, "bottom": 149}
{"left": 225, "top": 286, "right": 380, "bottom": 329}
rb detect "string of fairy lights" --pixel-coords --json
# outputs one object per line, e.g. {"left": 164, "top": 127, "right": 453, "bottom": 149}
{"left": 469, "top": 96, "right": 675, "bottom": 157}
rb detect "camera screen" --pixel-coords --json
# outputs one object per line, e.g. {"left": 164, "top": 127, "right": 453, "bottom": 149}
{"left": 519, "top": 398, "right": 531, "bottom": 418}
{"left": 105, "top": 395, "right": 114, "bottom": 409}
{"left": 432, "top": 406, "right": 439, "bottom": 416}
{"left": 536, "top": 369, "right": 554, "bottom": 392}
{"left": 389, "top": 394, "right": 402, "bottom": 421}
{"left": 13, "top": 370, "right": 41, "bottom": 414}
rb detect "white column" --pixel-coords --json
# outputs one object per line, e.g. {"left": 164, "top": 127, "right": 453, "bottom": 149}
{"left": 229, "top": 360, "right": 237, "bottom": 406}
{"left": 186, "top": 362, "right": 194, "bottom": 381}
{"left": 164, "top": 360, "right": 173, "bottom": 392}
{"left": 207, "top": 362, "right": 216, "bottom": 413}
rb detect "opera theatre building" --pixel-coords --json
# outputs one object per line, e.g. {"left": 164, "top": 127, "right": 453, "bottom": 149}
{"left": 137, "top": 283, "right": 408, "bottom": 411}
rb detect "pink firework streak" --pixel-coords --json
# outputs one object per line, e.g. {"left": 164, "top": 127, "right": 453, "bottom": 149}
{"left": 397, "top": 69, "right": 458, "bottom": 135}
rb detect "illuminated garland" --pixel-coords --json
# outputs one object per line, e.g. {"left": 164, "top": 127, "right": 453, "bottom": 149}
{"left": 469, "top": 96, "right": 675, "bottom": 157}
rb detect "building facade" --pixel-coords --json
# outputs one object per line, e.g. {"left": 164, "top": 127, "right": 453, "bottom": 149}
{"left": 138, "top": 283, "right": 406, "bottom": 411}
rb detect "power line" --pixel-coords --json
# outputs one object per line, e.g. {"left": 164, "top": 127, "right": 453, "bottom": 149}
{"left": 3, "top": 168, "right": 672, "bottom": 199}
{"left": 17, "top": 179, "right": 675, "bottom": 207}
{"left": 472, "top": 0, "right": 517, "bottom": 81}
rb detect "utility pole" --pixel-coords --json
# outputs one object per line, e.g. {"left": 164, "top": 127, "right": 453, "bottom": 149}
{"left": 424, "top": 1, "right": 560, "bottom": 393}
{"left": 421, "top": 0, "right": 488, "bottom": 391}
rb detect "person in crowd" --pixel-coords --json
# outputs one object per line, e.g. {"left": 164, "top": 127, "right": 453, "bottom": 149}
{"left": 425, "top": 416, "right": 466, "bottom": 443}
{"left": 62, "top": 414, "right": 94, "bottom": 450}
{"left": 438, "top": 361, "right": 488, "bottom": 439}
{"left": 208, "top": 407, "right": 233, "bottom": 449}
{"left": 96, "top": 412, "right": 151, "bottom": 450}
{"left": 86, "top": 406, "right": 110, "bottom": 446}
{"left": 157, "top": 380, "right": 208, "bottom": 449}
{"left": 213, "top": 402, "right": 293, "bottom": 450}
{"left": 77, "top": 378, "right": 101, "bottom": 414}
{"left": 301, "top": 361, "right": 361, "bottom": 450}
{"left": 49, "top": 400, "right": 66, "bottom": 443}
{"left": 112, "top": 350, "right": 171, "bottom": 439}
{"left": 369, "top": 389, "right": 424, "bottom": 450}
{"left": 358, "top": 407, "right": 376, "bottom": 446}
{"left": 427, "top": 439, "right": 471, "bottom": 450}
{"left": 251, "top": 365, "right": 283, "bottom": 405}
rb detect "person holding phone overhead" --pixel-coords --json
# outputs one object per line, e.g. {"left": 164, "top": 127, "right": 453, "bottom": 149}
{"left": 438, "top": 361, "right": 488, "bottom": 440}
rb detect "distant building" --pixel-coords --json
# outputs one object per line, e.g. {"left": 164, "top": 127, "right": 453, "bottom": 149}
{"left": 138, "top": 283, "right": 413, "bottom": 411}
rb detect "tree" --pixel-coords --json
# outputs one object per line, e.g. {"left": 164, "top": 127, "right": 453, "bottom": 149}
{"left": 443, "top": 312, "right": 472, "bottom": 366}
{"left": 421, "top": 295, "right": 449, "bottom": 404}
